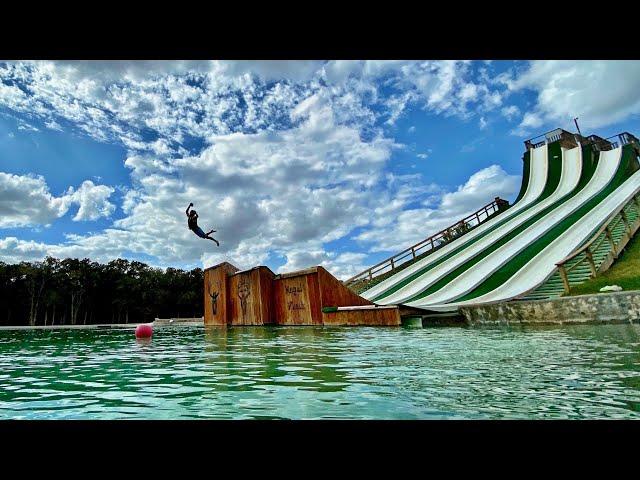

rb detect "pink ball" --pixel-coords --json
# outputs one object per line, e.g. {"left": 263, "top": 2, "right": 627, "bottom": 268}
{"left": 135, "top": 323, "right": 153, "bottom": 338}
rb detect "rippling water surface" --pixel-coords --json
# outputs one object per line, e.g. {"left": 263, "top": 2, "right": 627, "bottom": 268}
{"left": 1, "top": 324, "right": 640, "bottom": 419}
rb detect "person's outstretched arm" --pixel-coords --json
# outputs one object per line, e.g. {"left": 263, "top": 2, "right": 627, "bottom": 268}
{"left": 186, "top": 202, "right": 193, "bottom": 216}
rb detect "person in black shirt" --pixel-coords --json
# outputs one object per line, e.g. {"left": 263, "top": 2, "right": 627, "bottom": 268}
{"left": 186, "top": 203, "right": 219, "bottom": 246}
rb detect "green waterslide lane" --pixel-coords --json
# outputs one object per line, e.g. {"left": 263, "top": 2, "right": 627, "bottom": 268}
{"left": 455, "top": 145, "right": 636, "bottom": 303}
{"left": 400, "top": 143, "right": 599, "bottom": 304}
{"left": 511, "top": 151, "right": 531, "bottom": 205}
{"left": 372, "top": 142, "right": 565, "bottom": 302}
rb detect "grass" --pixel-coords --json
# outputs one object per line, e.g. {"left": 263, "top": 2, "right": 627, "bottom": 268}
{"left": 569, "top": 230, "right": 640, "bottom": 296}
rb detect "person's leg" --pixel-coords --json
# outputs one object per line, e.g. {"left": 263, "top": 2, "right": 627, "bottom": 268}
{"left": 193, "top": 226, "right": 207, "bottom": 239}
{"left": 206, "top": 235, "right": 220, "bottom": 246}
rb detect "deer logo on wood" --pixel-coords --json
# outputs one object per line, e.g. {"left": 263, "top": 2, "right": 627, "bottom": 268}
{"left": 209, "top": 290, "right": 219, "bottom": 315}
{"left": 237, "top": 276, "right": 250, "bottom": 318}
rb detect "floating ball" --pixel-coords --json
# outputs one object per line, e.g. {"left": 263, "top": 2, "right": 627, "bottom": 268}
{"left": 135, "top": 323, "right": 153, "bottom": 338}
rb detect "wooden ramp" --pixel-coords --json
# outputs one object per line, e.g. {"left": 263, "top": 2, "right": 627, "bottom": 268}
{"left": 204, "top": 263, "right": 400, "bottom": 326}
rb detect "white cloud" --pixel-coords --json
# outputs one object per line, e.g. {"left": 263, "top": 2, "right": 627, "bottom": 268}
{"left": 0, "top": 173, "right": 115, "bottom": 228}
{"left": 501, "top": 105, "right": 520, "bottom": 121}
{"left": 322, "top": 60, "right": 505, "bottom": 124}
{"left": 44, "top": 119, "right": 63, "bottom": 131}
{"left": 439, "top": 165, "right": 519, "bottom": 214}
{"left": 355, "top": 165, "right": 520, "bottom": 253}
{"left": 1, "top": 95, "right": 395, "bottom": 271}
{"left": 278, "top": 248, "right": 370, "bottom": 280}
{"left": 0, "top": 173, "right": 69, "bottom": 227}
{"left": 0, "top": 237, "right": 51, "bottom": 263}
{"left": 65, "top": 181, "right": 116, "bottom": 221}
{"left": 520, "top": 112, "right": 543, "bottom": 129}
{"left": 216, "top": 60, "right": 325, "bottom": 82}
{"left": 512, "top": 60, "right": 640, "bottom": 130}
{"left": 459, "top": 83, "right": 479, "bottom": 103}
{"left": 0, "top": 61, "right": 318, "bottom": 152}
{"left": 0, "top": 60, "right": 555, "bottom": 276}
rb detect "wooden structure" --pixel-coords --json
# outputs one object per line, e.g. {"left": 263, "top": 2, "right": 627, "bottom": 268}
{"left": 204, "top": 263, "right": 400, "bottom": 326}
{"left": 555, "top": 190, "right": 640, "bottom": 294}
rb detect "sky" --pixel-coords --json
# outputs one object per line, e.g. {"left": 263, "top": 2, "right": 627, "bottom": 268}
{"left": 1, "top": 60, "right": 639, "bottom": 279}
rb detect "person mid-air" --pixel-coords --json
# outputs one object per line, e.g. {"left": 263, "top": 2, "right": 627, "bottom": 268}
{"left": 186, "top": 203, "right": 219, "bottom": 246}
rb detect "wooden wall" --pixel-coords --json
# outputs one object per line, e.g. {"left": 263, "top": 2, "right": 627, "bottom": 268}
{"left": 322, "top": 307, "right": 401, "bottom": 326}
{"left": 273, "top": 271, "right": 322, "bottom": 325}
{"left": 204, "top": 263, "right": 403, "bottom": 326}
{"left": 204, "top": 262, "right": 238, "bottom": 326}
{"left": 228, "top": 267, "right": 276, "bottom": 326}
{"left": 317, "top": 266, "right": 372, "bottom": 308}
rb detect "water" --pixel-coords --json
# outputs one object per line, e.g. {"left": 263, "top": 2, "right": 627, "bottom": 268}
{"left": 1, "top": 324, "right": 640, "bottom": 419}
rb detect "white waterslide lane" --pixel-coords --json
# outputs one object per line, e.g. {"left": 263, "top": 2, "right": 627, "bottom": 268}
{"left": 446, "top": 149, "right": 640, "bottom": 309}
{"left": 404, "top": 146, "right": 621, "bottom": 309}
{"left": 361, "top": 144, "right": 550, "bottom": 301}
{"left": 374, "top": 145, "right": 580, "bottom": 306}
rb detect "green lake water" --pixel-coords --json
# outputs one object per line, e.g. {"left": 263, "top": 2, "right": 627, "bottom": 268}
{"left": 1, "top": 324, "right": 640, "bottom": 419}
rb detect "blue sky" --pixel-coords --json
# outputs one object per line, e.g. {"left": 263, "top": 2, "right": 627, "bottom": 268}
{"left": 1, "top": 60, "right": 639, "bottom": 278}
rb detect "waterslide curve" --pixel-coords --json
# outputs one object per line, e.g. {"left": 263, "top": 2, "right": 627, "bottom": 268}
{"left": 374, "top": 144, "right": 584, "bottom": 306}
{"left": 402, "top": 146, "right": 621, "bottom": 308}
{"left": 360, "top": 145, "right": 550, "bottom": 301}
{"left": 445, "top": 167, "right": 640, "bottom": 310}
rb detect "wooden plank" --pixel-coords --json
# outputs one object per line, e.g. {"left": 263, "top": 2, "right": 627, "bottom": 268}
{"left": 306, "top": 272, "right": 323, "bottom": 325}
{"left": 321, "top": 307, "right": 401, "bottom": 326}
{"left": 228, "top": 267, "right": 275, "bottom": 325}
{"left": 203, "top": 262, "right": 239, "bottom": 326}
{"left": 558, "top": 265, "right": 571, "bottom": 295}
{"left": 317, "top": 266, "right": 372, "bottom": 309}
{"left": 334, "top": 305, "right": 398, "bottom": 311}
{"left": 274, "top": 273, "right": 316, "bottom": 325}
{"left": 277, "top": 267, "right": 318, "bottom": 279}
{"left": 258, "top": 267, "right": 276, "bottom": 325}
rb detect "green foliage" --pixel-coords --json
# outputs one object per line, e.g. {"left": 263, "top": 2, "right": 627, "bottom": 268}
{"left": 0, "top": 257, "right": 204, "bottom": 326}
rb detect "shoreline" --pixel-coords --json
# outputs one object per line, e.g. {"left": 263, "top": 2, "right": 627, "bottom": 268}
{"left": 460, "top": 290, "right": 640, "bottom": 325}
{"left": 0, "top": 317, "right": 204, "bottom": 331}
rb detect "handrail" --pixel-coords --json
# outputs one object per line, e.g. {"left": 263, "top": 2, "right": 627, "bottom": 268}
{"left": 524, "top": 129, "right": 638, "bottom": 153}
{"left": 344, "top": 196, "right": 510, "bottom": 287}
{"left": 525, "top": 129, "right": 639, "bottom": 149}
{"left": 553, "top": 186, "right": 640, "bottom": 294}
{"left": 605, "top": 132, "right": 639, "bottom": 148}
{"left": 556, "top": 189, "right": 639, "bottom": 266}
{"left": 524, "top": 128, "right": 577, "bottom": 150}
{"left": 524, "top": 127, "right": 568, "bottom": 145}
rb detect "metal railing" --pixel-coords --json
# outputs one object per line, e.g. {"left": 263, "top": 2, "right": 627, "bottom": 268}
{"left": 524, "top": 128, "right": 574, "bottom": 150}
{"left": 555, "top": 190, "right": 640, "bottom": 295}
{"left": 583, "top": 134, "right": 614, "bottom": 152}
{"left": 344, "top": 197, "right": 510, "bottom": 289}
{"left": 524, "top": 128, "right": 639, "bottom": 154}
{"left": 605, "top": 132, "right": 639, "bottom": 150}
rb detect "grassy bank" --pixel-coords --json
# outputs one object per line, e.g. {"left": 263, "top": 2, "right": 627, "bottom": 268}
{"left": 569, "top": 232, "right": 640, "bottom": 296}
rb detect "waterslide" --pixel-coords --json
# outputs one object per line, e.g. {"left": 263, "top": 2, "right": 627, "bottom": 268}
{"left": 367, "top": 143, "right": 585, "bottom": 306}
{"left": 442, "top": 167, "right": 640, "bottom": 311}
{"left": 360, "top": 137, "right": 640, "bottom": 312}
{"left": 360, "top": 144, "right": 551, "bottom": 301}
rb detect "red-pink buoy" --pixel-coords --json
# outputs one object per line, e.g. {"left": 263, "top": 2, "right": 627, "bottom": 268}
{"left": 135, "top": 323, "right": 153, "bottom": 339}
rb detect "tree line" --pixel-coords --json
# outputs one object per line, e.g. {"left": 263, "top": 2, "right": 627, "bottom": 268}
{"left": 0, "top": 257, "right": 203, "bottom": 326}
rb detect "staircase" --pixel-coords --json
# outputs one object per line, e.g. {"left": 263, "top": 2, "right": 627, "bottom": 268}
{"left": 517, "top": 191, "right": 640, "bottom": 301}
